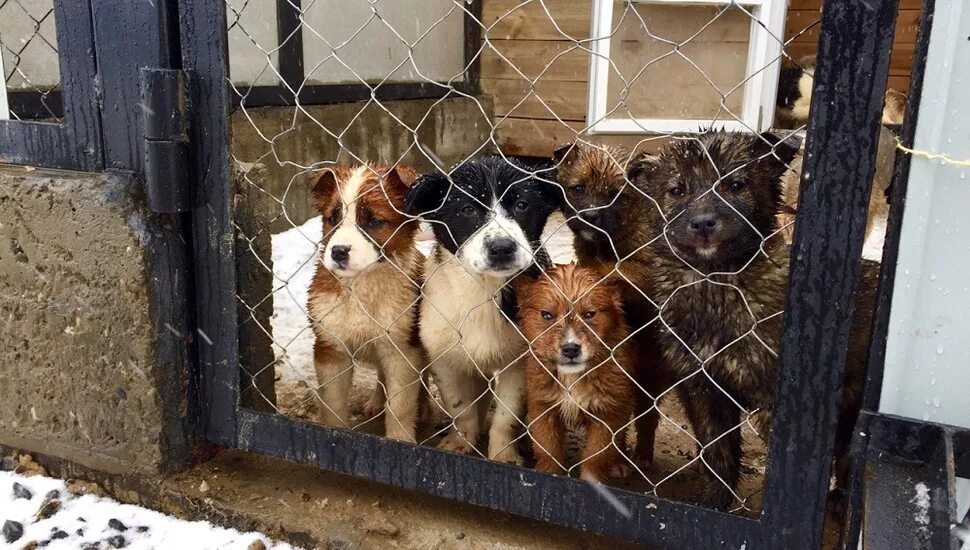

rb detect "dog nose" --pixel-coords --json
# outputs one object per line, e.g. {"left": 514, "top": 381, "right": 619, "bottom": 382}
{"left": 486, "top": 238, "right": 517, "bottom": 263}
{"left": 331, "top": 245, "right": 350, "bottom": 265}
{"left": 560, "top": 343, "right": 582, "bottom": 360}
{"left": 688, "top": 213, "right": 719, "bottom": 237}
{"left": 579, "top": 210, "right": 600, "bottom": 224}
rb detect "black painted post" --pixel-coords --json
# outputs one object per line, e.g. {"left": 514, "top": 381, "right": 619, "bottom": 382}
{"left": 178, "top": 0, "right": 240, "bottom": 446}
{"left": 762, "top": 0, "right": 899, "bottom": 547}
{"left": 842, "top": 2, "right": 937, "bottom": 546}
{"left": 87, "top": 0, "right": 196, "bottom": 467}
{"left": 277, "top": 0, "right": 305, "bottom": 95}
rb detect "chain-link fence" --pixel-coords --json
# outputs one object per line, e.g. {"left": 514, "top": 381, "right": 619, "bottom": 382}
{"left": 0, "top": 0, "right": 62, "bottom": 121}
{"left": 226, "top": 0, "right": 905, "bottom": 519}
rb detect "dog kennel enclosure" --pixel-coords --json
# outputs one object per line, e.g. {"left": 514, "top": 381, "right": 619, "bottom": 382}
{"left": 2, "top": 0, "right": 967, "bottom": 548}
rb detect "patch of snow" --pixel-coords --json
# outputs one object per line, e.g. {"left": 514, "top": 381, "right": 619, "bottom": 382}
{"left": 913, "top": 481, "right": 931, "bottom": 539}
{"left": 270, "top": 216, "right": 321, "bottom": 384}
{"left": 863, "top": 216, "right": 888, "bottom": 261}
{"left": 0, "top": 471, "right": 298, "bottom": 549}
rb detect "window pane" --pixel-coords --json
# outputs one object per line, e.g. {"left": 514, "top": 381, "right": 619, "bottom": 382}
{"left": 227, "top": 0, "right": 280, "bottom": 87}
{"left": 0, "top": 0, "right": 62, "bottom": 121}
{"left": 302, "top": 0, "right": 465, "bottom": 85}
{"left": 604, "top": 3, "right": 750, "bottom": 122}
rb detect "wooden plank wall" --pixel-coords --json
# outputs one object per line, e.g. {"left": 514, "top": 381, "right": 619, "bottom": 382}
{"left": 480, "top": 0, "right": 922, "bottom": 157}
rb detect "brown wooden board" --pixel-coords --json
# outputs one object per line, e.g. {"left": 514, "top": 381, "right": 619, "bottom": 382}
{"left": 481, "top": 40, "right": 589, "bottom": 81}
{"left": 482, "top": 0, "right": 590, "bottom": 41}
{"left": 482, "top": 78, "right": 587, "bottom": 120}
{"left": 786, "top": 9, "right": 921, "bottom": 44}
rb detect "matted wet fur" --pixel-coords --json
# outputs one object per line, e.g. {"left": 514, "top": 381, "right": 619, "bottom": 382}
{"left": 307, "top": 163, "right": 425, "bottom": 442}
{"left": 628, "top": 130, "right": 878, "bottom": 509}
{"left": 517, "top": 264, "right": 636, "bottom": 483}
{"left": 553, "top": 141, "right": 671, "bottom": 468}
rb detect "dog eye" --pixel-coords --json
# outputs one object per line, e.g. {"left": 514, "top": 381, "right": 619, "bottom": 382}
{"left": 728, "top": 180, "right": 746, "bottom": 192}
{"left": 514, "top": 200, "right": 530, "bottom": 212}
{"left": 669, "top": 187, "right": 684, "bottom": 197}
{"left": 581, "top": 310, "right": 596, "bottom": 319}
{"left": 569, "top": 185, "right": 585, "bottom": 196}
{"left": 540, "top": 310, "right": 555, "bottom": 321}
{"left": 327, "top": 209, "right": 341, "bottom": 225}
{"left": 366, "top": 217, "right": 384, "bottom": 229}
{"left": 460, "top": 205, "right": 478, "bottom": 217}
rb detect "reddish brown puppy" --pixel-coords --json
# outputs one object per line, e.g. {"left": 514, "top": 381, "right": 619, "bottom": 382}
{"left": 517, "top": 263, "right": 637, "bottom": 482}
{"left": 307, "top": 163, "right": 425, "bottom": 442}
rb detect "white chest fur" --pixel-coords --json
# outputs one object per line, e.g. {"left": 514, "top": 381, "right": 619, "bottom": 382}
{"left": 308, "top": 257, "right": 418, "bottom": 351}
{"left": 419, "top": 247, "right": 525, "bottom": 372}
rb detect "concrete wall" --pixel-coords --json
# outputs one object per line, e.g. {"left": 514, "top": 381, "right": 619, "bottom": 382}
{"left": 0, "top": 167, "right": 190, "bottom": 475}
{"left": 231, "top": 95, "right": 494, "bottom": 233}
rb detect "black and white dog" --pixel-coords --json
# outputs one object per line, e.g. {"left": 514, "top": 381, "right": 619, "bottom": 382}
{"left": 406, "top": 156, "right": 560, "bottom": 464}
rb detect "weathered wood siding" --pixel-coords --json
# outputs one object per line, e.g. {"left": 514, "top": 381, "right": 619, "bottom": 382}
{"left": 480, "top": 0, "right": 922, "bottom": 156}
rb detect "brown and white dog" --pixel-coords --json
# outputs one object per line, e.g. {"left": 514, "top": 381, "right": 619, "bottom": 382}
{"left": 517, "top": 263, "right": 636, "bottom": 482}
{"left": 307, "top": 163, "right": 425, "bottom": 442}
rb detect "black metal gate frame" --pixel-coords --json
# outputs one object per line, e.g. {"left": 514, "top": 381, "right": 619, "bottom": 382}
{"left": 0, "top": 0, "right": 101, "bottom": 170}
{"left": 182, "top": 0, "right": 903, "bottom": 547}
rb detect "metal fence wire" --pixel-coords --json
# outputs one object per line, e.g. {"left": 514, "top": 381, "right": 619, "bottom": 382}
{"left": 226, "top": 0, "right": 897, "bottom": 518}
{"left": 0, "top": 0, "right": 62, "bottom": 120}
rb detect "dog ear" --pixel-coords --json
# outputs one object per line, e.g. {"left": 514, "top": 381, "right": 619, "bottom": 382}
{"left": 405, "top": 171, "right": 450, "bottom": 215}
{"left": 309, "top": 168, "right": 338, "bottom": 202}
{"left": 626, "top": 152, "right": 660, "bottom": 185}
{"left": 552, "top": 142, "right": 577, "bottom": 166}
{"left": 512, "top": 270, "right": 540, "bottom": 301}
{"left": 756, "top": 131, "right": 802, "bottom": 168}
{"left": 385, "top": 165, "right": 419, "bottom": 190}
{"left": 581, "top": 264, "right": 625, "bottom": 312}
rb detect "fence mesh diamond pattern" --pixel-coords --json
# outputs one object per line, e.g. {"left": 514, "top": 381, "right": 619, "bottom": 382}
{"left": 0, "top": 0, "right": 62, "bottom": 120}
{"left": 226, "top": 0, "right": 894, "bottom": 515}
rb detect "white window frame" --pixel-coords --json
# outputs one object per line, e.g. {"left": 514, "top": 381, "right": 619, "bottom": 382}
{"left": 586, "top": 0, "right": 789, "bottom": 134}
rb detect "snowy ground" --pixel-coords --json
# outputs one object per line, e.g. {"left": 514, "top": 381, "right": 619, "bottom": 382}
{"left": 0, "top": 470, "right": 297, "bottom": 550}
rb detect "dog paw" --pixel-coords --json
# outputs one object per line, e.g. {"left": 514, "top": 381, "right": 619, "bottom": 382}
{"left": 437, "top": 432, "right": 477, "bottom": 455}
{"left": 700, "top": 483, "right": 737, "bottom": 511}
{"left": 609, "top": 463, "right": 631, "bottom": 479}
{"left": 315, "top": 410, "right": 349, "bottom": 429}
{"left": 579, "top": 469, "right": 604, "bottom": 484}
{"left": 489, "top": 446, "right": 524, "bottom": 467}
{"left": 418, "top": 396, "right": 438, "bottom": 424}
{"left": 384, "top": 427, "right": 417, "bottom": 444}
{"left": 633, "top": 454, "right": 653, "bottom": 471}
{"left": 361, "top": 389, "right": 386, "bottom": 420}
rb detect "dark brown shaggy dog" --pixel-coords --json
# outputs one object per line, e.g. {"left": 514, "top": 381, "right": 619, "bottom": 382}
{"left": 554, "top": 142, "right": 671, "bottom": 467}
{"left": 518, "top": 263, "right": 636, "bottom": 482}
{"left": 628, "top": 131, "right": 878, "bottom": 509}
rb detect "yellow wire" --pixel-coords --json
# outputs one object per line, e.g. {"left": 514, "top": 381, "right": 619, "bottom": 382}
{"left": 895, "top": 135, "right": 970, "bottom": 168}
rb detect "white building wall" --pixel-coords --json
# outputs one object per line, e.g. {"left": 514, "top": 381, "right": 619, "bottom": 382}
{"left": 878, "top": 0, "right": 970, "bottom": 523}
